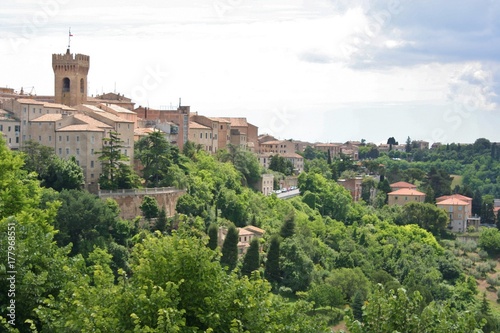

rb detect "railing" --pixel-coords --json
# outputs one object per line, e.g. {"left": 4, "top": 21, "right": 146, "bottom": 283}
{"left": 98, "top": 187, "right": 184, "bottom": 197}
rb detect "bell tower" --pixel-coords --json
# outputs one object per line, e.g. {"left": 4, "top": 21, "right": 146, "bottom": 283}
{"left": 52, "top": 48, "right": 89, "bottom": 106}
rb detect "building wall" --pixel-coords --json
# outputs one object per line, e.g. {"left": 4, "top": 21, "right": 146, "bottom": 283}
{"left": 135, "top": 106, "right": 190, "bottom": 150}
{"left": 388, "top": 194, "right": 425, "bottom": 206}
{"left": 189, "top": 126, "right": 214, "bottom": 152}
{"left": 0, "top": 118, "right": 20, "bottom": 149}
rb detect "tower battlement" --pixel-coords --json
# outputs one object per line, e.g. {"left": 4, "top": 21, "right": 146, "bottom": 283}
{"left": 52, "top": 51, "right": 90, "bottom": 72}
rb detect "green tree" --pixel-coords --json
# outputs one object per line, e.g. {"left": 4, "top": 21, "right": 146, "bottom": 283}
{"left": 241, "top": 238, "right": 260, "bottom": 276}
{"left": 269, "top": 154, "right": 294, "bottom": 175}
{"left": 395, "top": 202, "right": 449, "bottom": 236}
{"left": 351, "top": 290, "right": 364, "bottom": 321}
{"left": 97, "top": 131, "right": 137, "bottom": 190}
{"left": 405, "top": 136, "right": 412, "bottom": 153}
{"left": 482, "top": 194, "right": 495, "bottom": 224}
{"left": 280, "top": 211, "right": 296, "bottom": 238}
{"left": 221, "top": 224, "right": 239, "bottom": 271}
{"left": 140, "top": 195, "right": 159, "bottom": 221}
{"left": 54, "top": 189, "right": 122, "bottom": 257}
{"left": 20, "top": 140, "right": 55, "bottom": 178}
{"left": 42, "top": 156, "right": 84, "bottom": 191}
{"left": 208, "top": 223, "right": 219, "bottom": 250}
{"left": 343, "top": 285, "right": 484, "bottom": 333}
{"left": 424, "top": 167, "right": 452, "bottom": 199}
{"left": 265, "top": 236, "right": 281, "bottom": 286}
{"left": 280, "top": 238, "right": 314, "bottom": 293}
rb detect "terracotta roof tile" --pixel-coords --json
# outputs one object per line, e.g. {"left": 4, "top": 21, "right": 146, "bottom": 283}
{"left": 436, "top": 198, "right": 469, "bottom": 206}
{"left": 31, "top": 114, "right": 63, "bottom": 122}
{"left": 189, "top": 121, "right": 210, "bottom": 129}
{"left": 57, "top": 124, "right": 104, "bottom": 132}
{"left": 390, "top": 181, "right": 417, "bottom": 189}
{"left": 388, "top": 188, "right": 425, "bottom": 196}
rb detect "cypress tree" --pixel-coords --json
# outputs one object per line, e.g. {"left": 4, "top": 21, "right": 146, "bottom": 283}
{"left": 154, "top": 208, "right": 167, "bottom": 233}
{"left": 207, "top": 223, "right": 218, "bottom": 250}
{"left": 280, "top": 212, "right": 296, "bottom": 239}
{"left": 264, "top": 236, "right": 281, "bottom": 285}
{"left": 351, "top": 290, "right": 364, "bottom": 321}
{"left": 241, "top": 238, "right": 260, "bottom": 276}
{"left": 221, "top": 225, "right": 239, "bottom": 271}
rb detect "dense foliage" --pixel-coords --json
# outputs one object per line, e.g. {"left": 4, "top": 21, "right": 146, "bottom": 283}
{"left": 2, "top": 135, "right": 500, "bottom": 332}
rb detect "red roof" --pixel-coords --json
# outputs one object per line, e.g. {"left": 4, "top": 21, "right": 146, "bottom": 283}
{"left": 388, "top": 188, "right": 425, "bottom": 196}
{"left": 436, "top": 194, "right": 472, "bottom": 203}
{"left": 390, "top": 181, "right": 416, "bottom": 189}
{"left": 436, "top": 198, "right": 469, "bottom": 206}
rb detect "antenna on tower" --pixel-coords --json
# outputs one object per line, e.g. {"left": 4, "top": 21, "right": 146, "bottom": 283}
{"left": 68, "top": 27, "right": 73, "bottom": 51}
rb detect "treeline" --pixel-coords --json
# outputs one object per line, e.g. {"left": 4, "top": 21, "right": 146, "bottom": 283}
{"left": 0, "top": 133, "right": 497, "bottom": 332}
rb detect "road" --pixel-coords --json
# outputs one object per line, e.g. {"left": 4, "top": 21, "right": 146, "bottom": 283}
{"left": 276, "top": 189, "right": 300, "bottom": 199}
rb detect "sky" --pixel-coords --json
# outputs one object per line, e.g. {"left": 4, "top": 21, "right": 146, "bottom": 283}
{"left": 1, "top": 0, "right": 499, "bottom": 144}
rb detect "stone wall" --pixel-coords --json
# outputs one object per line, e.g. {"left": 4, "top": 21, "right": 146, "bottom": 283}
{"left": 98, "top": 187, "right": 186, "bottom": 220}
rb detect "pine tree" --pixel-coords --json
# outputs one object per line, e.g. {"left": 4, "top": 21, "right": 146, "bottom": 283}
{"left": 280, "top": 212, "right": 296, "bottom": 239}
{"left": 221, "top": 225, "right": 239, "bottom": 271}
{"left": 351, "top": 290, "right": 364, "bottom": 321}
{"left": 241, "top": 238, "right": 260, "bottom": 276}
{"left": 154, "top": 208, "right": 168, "bottom": 233}
{"left": 264, "top": 236, "right": 281, "bottom": 286}
{"left": 208, "top": 223, "right": 218, "bottom": 250}
{"left": 424, "top": 185, "right": 435, "bottom": 204}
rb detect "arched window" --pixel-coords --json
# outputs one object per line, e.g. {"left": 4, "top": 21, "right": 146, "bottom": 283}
{"left": 80, "top": 78, "right": 84, "bottom": 93}
{"left": 63, "top": 78, "right": 70, "bottom": 92}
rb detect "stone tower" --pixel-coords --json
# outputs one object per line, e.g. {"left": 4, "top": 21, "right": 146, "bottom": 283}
{"left": 52, "top": 49, "right": 89, "bottom": 106}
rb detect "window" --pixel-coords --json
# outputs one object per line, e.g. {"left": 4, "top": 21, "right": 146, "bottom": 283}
{"left": 76, "top": 148, "right": 80, "bottom": 155}
{"left": 80, "top": 78, "right": 84, "bottom": 93}
{"left": 23, "top": 107, "right": 26, "bottom": 113}
{"left": 458, "top": 206, "right": 463, "bottom": 211}
{"left": 90, "top": 161, "right": 94, "bottom": 168}
{"left": 58, "top": 148, "right": 62, "bottom": 155}
{"left": 59, "top": 136, "right": 62, "bottom": 142}
{"left": 91, "top": 149, "right": 94, "bottom": 155}
{"left": 66, "top": 135, "right": 69, "bottom": 142}
{"left": 8, "top": 138, "right": 11, "bottom": 143}
{"left": 49, "top": 136, "right": 52, "bottom": 142}
{"left": 38, "top": 136, "right": 41, "bottom": 141}
{"left": 66, "top": 148, "right": 69, "bottom": 155}
{"left": 200, "top": 133, "right": 202, "bottom": 139}
{"left": 91, "top": 173, "right": 94, "bottom": 179}
{"left": 8, "top": 126, "right": 11, "bottom": 132}
{"left": 15, "top": 125, "right": 20, "bottom": 132}
{"left": 76, "top": 136, "right": 79, "bottom": 142}
{"left": 128, "top": 124, "right": 130, "bottom": 129}
{"left": 63, "top": 78, "right": 70, "bottom": 92}
{"left": 124, "top": 149, "right": 127, "bottom": 156}
{"left": 0, "top": 125, "right": 2, "bottom": 131}
{"left": 15, "top": 137, "right": 19, "bottom": 144}
{"left": 220, "top": 125, "right": 223, "bottom": 130}
{"left": 23, "top": 120, "right": 26, "bottom": 125}
{"left": 76, "top": 160, "right": 79, "bottom": 166}
{"left": 91, "top": 136, "right": 94, "bottom": 143}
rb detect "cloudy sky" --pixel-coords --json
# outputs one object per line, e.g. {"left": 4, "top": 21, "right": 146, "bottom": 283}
{"left": 1, "top": 0, "right": 499, "bottom": 144}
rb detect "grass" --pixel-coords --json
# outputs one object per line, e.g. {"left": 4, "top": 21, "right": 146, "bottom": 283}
{"left": 451, "top": 174, "right": 463, "bottom": 188}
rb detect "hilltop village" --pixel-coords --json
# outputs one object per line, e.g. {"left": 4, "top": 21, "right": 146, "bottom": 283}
{"left": 3, "top": 48, "right": 500, "bottom": 333}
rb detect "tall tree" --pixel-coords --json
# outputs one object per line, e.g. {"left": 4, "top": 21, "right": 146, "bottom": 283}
{"left": 221, "top": 224, "right": 239, "bottom": 271}
{"left": 20, "top": 140, "right": 55, "bottom": 177}
{"left": 280, "top": 211, "right": 296, "bottom": 238}
{"left": 405, "top": 136, "right": 412, "bottom": 153}
{"left": 97, "top": 131, "right": 134, "bottom": 190}
{"left": 264, "top": 236, "right": 281, "bottom": 286}
{"left": 207, "top": 223, "right": 219, "bottom": 250}
{"left": 424, "top": 167, "right": 452, "bottom": 198}
{"left": 241, "top": 238, "right": 260, "bottom": 276}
